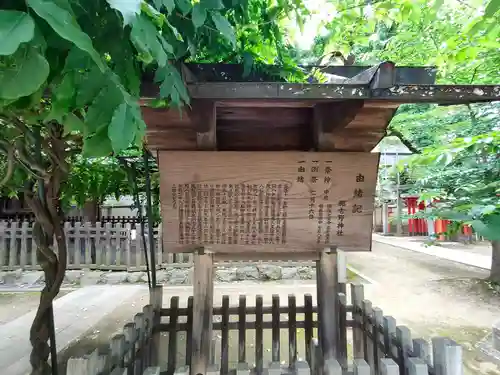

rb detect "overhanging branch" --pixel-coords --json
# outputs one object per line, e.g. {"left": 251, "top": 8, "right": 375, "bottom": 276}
{"left": 386, "top": 129, "right": 421, "bottom": 154}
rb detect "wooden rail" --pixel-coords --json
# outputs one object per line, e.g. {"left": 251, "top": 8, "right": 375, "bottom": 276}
{"left": 66, "top": 282, "right": 463, "bottom": 375}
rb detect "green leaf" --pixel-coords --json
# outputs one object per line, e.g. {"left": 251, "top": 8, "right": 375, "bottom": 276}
{"left": 27, "top": 0, "right": 106, "bottom": 71}
{"left": 192, "top": 4, "right": 207, "bottom": 28}
{"left": 108, "top": 103, "right": 136, "bottom": 153}
{"left": 0, "top": 47, "right": 49, "bottom": 100}
{"left": 175, "top": 0, "right": 192, "bottom": 15}
{"left": 131, "top": 14, "right": 168, "bottom": 67}
{"left": 85, "top": 84, "right": 124, "bottom": 134}
{"left": 162, "top": 0, "right": 176, "bottom": 13}
{"left": 211, "top": 12, "right": 236, "bottom": 47}
{"left": 472, "top": 216, "right": 500, "bottom": 241}
{"left": 63, "top": 113, "right": 85, "bottom": 135}
{"left": 201, "top": 0, "right": 224, "bottom": 10}
{"left": 83, "top": 129, "right": 113, "bottom": 157}
{"left": 484, "top": 0, "right": 500, "bottom": 18}
{"left": 106, "top": 0, "right": 142, "bottom": 25}
{"left": 0, "top": 11, "right": 35, "bottom": 55}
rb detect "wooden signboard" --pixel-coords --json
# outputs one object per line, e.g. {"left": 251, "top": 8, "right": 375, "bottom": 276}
{"left": 159, "top": 152, "right": 379, "bottom": 254}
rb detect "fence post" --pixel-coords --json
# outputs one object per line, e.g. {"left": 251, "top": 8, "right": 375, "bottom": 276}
{"left": 20, "top": 222, "right": 29, "bottom": 268}
{"left": 362, "top": 300, "right": 374, "bottom": 372}
{"left": 9, "top": 221, "right": 18, "bottom": 268}
{"left": 372, "top": 307, "right": 384, "bottom": 375}
{"left": 432, "top": 338, "right": 462, "bottom": 375}
{"left": 396, "top": 326, "right": 413, "bottom": 375}
{"left": 124, "top": 223, "right": 132, "bottom": 270}
{"left": 353, "top": 359, "right": 370, "bottom": 375}
{"left": 337, "top": 293, "right": 348, "bottom": 370}
{"left": 351, "top": 283, "right": 365, "bottom": 359}
{"left": 407, "top": 358, "right": 428, "bottom": 375}
{"left": 412, "top": 339, "right": 431, "bottom": 366}
{"left": 0, "top": 221, "right": 6, "bottom": 267}
{"left": 317, "top": 247, "right": 338, "bottom": 362}
{"left": 191, "top": 249, "right": 214, "bottom": 375}
{"left": 380, "top": 358, "right": 399, "bottom": 375}
{"left": 383, "top": 316, "right": 397, "bottom": 360}
{"left": 105, "top": 222, "right": 113, "bottom": 266}
{"left": 150, "top": 285, "right": 163, "bottom": 367}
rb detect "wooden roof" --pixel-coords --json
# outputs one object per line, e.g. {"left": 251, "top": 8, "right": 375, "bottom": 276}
{"left": 143, "top": 62, "right": 500, "bottom": 152}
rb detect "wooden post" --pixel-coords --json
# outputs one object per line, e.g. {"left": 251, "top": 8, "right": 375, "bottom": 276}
{"left": 351, "top": 283, "right": 365, "bottom": 359}
{"left": 150, "top": 285, "right": 163, "bottom": 366}
{"left": 191, "top": 249, "right": 214, "bottom": 375}
{"left": 316, "top": 247, "right": 338, "bottom": 362}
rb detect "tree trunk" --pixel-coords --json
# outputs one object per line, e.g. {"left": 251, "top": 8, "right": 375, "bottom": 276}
{"left": 490, "top": 240, "right": 500, "bottom": 284}
{"left": 25, "top": 124, "right": 69, "bottom": 375}
{"left": 83, "top": 200, "right": 100, "bottom": 223}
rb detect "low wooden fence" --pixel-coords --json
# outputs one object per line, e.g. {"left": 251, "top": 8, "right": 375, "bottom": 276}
{"left": 67, "top": 284, "right": 463, "bottom": 375}
{"left": 0, "top": 221, "right": 315, "bottom": 271}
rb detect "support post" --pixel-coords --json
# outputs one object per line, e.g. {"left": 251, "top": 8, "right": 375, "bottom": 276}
{"left": 144, "top": 149, "right": 157, "bottom": 287}
{"left": 316, "top": 247, "right": 338, "bottom": 362}
{"left": 150, "top": 285, "right": 163, "bottom": 366}
{"left": 191, "top": 249, "right": 215, "bottom": 375}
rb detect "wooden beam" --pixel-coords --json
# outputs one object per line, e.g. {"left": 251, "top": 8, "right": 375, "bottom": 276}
{"left": 313, "top": 100, "right": 364, "bottom": 151}
{"left": 316, "top": 248, "right": 338, "bottom": 362}
{"left": 190, "top": 99, "right": 217, "bottom": 150}
{"left": 184, "top": 82, "right": 500, "bottom": 103}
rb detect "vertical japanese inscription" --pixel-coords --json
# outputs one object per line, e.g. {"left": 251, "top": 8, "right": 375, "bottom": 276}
{"left": 174, "top": 183, "right": 289, "bottom": 245}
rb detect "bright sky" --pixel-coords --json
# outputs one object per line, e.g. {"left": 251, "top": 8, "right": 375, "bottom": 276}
{"left": 289, "top": 0, "right": 335, "bottom": 50}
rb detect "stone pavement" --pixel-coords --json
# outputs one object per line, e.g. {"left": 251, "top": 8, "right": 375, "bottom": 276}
{"left": 0, "top": 285, "right": 144, "bottom": 375}
{"left": 373, "top": 233, "right": 491, "bottom": 270}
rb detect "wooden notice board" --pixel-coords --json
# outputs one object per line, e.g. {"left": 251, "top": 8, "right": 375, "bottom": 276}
{"left": 159, "top": 152, "right": 379, "bottom": 253}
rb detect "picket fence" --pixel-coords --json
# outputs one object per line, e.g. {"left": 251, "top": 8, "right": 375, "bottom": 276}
{"left": 66, "top": 283, "right": 463, "bottom": 375}
{"left": 0, "top": 221, "right": 314, "bottom": 271}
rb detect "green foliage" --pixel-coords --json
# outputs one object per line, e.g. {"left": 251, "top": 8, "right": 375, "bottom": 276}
{"left": 406, "top": 132, "right": 500, "bottom": 240}
{"left": 0, "top": 0, "right": 307, "bottom": 163}
{"left": 308, "top": 0, "right": 499, "bottom": 84}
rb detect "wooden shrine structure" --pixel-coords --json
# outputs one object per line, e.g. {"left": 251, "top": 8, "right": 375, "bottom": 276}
{"left": 143, "top": 62, "right": 500, "bottom": 375}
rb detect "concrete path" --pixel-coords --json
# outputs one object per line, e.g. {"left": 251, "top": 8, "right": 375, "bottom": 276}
{"left": 0, "top": 285, "right": 144, "bottom": 375}
{"left": 373, "top": 233, "right": 491, "bottom": 270}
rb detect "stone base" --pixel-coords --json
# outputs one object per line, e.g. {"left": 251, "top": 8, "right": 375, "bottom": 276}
{"left": 0, "top": 264, "right": 317, "bottom": 287}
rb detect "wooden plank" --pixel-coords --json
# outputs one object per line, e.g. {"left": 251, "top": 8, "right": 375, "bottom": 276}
{"left": 353, "top": 359, "right": 371, "bottom": 375}
{"left": 143, "top": 367, "right": 161, "bottom": 375}
{"left": 110, "top": 334, "right": 126, "bottom": 368}
{"left": 9, "top": 222, "right": 18, "bottom": 267}
{"left": 337, "top": 293, "right": 348, "bottom": 370}
{"left": 384, "top": 316, "right": 398, "bottom": 360}
{"left": 407, "top": 358, "right": 428, "bottom": 375}
{"left": 19, "top": 222, "right": 28, "bottom": 267}
{"left": 186, "top": 81, "right": 500, "bottom": 103}
{"left": 351, "top": 283, "right": 365, "bottom": 359}
{"left": 255, "top": 295, "right": 264, "bottom": 374}
{"left": 304, "top": 294, "right": 314, "bottom": 366}
{"left": 125, "top": 223, "right": 132, "bottom": 269}
{"left": 412, "top": 338, "right": 431, "bottom": 365}
{"left": 123, "top": 322, "right": 137, "bottom": 369}
{"left": 238, "top": 295, "right": 246, "bottom": 363}
{"left": 372, "top": 307, "right": 384, "bottom": 374}
{"left": 160, "top": 151, "right": 378, "bottom": 253}
{"left": 288, "top": 294, "right": 297, "bottom": 366}
{"left": 380, "top": 358, "right": 399, "bottom": 375}
{"left": 396, "top": 326, "right": 413, "bottom": 375}
{"left": 167, "top": 296, "right": 179, "bottom": 375}
{"left": 214, "top": 252, "right": 319, "bottom": 262}
{"left": 150, "top": 285, "right": 163, "bottom": 367}
{"left": 191, "top": 250, "right": 214, "bottom": 375}
{"left": 134, "top": 312, "right": 146, "bottom": 373}
{"left": 362, "top": 300, "right": 374, "bottom": 370}
{"left": 221, "top": 295, "right": 230, "bottom": 374}
{"left": 317, "top": 248, "right": 338, "bottom": 362}
{"left": 185, "top": 296, "right": 194, "bottom": 368}
{"left": 271, "top": 294, "right": 280, "bottom": 362}
{"left": 190, "top": 99, "right": 217, "bottom": 150}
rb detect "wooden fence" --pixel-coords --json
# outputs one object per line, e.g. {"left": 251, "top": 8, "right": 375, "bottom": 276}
{"left": 66, "top": 284, "right": 463, "bottom": 375}
{"left": 0, "top": 221, "right": 315, "bottom": 271}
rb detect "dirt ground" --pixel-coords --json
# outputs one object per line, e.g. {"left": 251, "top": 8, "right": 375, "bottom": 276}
{"left": 17, "top": 241, "right": 500, "bottom": 375}
{"left": 0, "top": 290, "right": 70, "bottom": 325}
